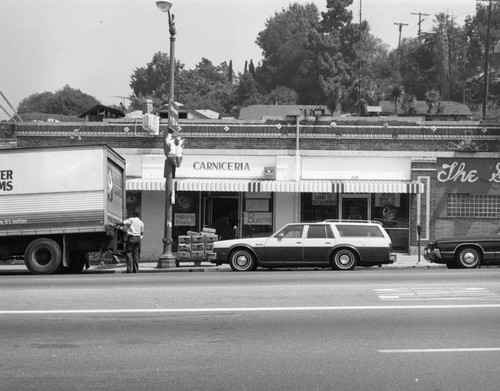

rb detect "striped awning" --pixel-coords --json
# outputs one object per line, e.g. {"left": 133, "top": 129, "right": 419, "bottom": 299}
{"left": 127, "top": 178, "right": 165, "bottom": 191}
{"left": 340, "top": 180, "right": 424, "bottom": 194}
{"left": 126, "top": 178, "right": 424, "bottom": 194}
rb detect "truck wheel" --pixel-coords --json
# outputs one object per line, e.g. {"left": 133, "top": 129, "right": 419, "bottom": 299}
{"left": 24, "top": 238, "right": 62, "bottom": 274}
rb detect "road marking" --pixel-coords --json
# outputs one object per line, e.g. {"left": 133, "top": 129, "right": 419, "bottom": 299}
{"left": 374, "top": 287, "right": 500, "bottom": 301}
{"left": 379, "top": 348, "right": 500, "bottom": 353}
{"left": 2, "top": 303, "right": 500, "bottom": 315}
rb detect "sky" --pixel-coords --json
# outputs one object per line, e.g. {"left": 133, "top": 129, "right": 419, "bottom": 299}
{"left": 0, "top": 0, "right": 478, "bottom": 120}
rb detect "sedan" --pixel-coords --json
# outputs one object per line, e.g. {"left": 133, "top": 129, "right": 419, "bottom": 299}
{"left": 424, "top": 229, "right": 500, "bottom": 269}
{"left": 207, "top": 221, "right": 395, "bottom": 271}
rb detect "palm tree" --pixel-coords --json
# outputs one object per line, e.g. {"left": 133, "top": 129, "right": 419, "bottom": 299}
{"left": 389, "top": 85, "right": 404, "bottom": 115}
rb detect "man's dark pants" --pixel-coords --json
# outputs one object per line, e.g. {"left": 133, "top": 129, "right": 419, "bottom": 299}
{"left": 126, "top": 236, "right": 141, "bottom": 273}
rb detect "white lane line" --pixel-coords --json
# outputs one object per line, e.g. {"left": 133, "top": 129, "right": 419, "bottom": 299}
{"left": 2, "top": 303, "right": 500, "bottom": 315}
{"left": 379, "top": 348, "right": 500, "bottom": 353}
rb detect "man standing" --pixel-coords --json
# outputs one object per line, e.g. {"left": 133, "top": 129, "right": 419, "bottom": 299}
{"left": 123, "top": 211, "right": 144, "bottom": 273}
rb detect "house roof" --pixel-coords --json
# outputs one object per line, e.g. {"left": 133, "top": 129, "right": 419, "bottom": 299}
{"left": 153, "top": 104, "right": 211, "bottom": 120}
{"left": 79, "top": 104, "right": 125, "bottom": 118}
{"left": 379, "top": 100, "right": 472, "bottom": 116}
{"left": 239, "top": 105, "right": 333, "bottom": 120}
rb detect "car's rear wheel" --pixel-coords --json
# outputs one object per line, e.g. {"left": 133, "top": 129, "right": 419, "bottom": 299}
{"left": 332, "top": 249, "right": 357, "bottom": 271}
{"left": 455, "top": 246, "right": 481, "bottom": 269}
{"left": 229, "top": 249, "right": 256, "bottom": 271}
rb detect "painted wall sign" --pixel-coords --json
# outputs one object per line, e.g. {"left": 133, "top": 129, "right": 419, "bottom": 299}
{"left": 435, "top": 158, "right": 500, "bottom": 218}
{"left": 436, "top": 159, "right": 500, "bottom": 194}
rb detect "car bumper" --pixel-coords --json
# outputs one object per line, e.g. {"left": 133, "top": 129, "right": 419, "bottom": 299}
{"left": 423, "top": 246, "right": 442, "bottom": 263}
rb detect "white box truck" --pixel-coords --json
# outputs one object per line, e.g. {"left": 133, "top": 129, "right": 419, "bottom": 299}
{"left": 0, "top": 144, "right": 126, "bottom": 274}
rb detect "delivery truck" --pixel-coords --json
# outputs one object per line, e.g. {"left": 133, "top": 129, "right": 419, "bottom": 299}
{"left": 0, "top": 144, "right": 126, "bottom": 274}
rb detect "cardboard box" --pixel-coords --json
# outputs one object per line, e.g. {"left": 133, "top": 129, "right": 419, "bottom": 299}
{"left": 190, "top": 235, "right": 204, "bottom": 243}
{"left": 178, "top": 235, "right": 191, "bottom": 244}
{"left": 191, "top": 242, "right": 204, "bottom": 251}
{"left": 204, "top": 243, "right": 213, "bottom": 251}
{"left": 203, "top": 235, "right": 217, "bottom": 243}
{"left": 190, "top": 250, "right": 205, "bottom": 260}
{"left": 177, "top": 243, "right": 191, "bottom": 252}
{"left": 177, "top": 251, "right": 191, "bottom": 260}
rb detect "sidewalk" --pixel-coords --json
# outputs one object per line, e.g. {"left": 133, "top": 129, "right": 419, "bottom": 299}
{"left": 89, "top": 253, "right": 443, "bottom": 273}
{"left": 0, "top": 254, "right": 443, "bottom": 274}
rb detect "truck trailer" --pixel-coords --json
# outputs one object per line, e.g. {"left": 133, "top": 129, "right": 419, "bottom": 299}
{"left": 0, "top": 144, "right": 126, "bottom": 274}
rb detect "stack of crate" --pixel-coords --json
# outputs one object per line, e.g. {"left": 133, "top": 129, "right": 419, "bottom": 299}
{"left": 176, "top": 228, "right": 218, "bottom": 266}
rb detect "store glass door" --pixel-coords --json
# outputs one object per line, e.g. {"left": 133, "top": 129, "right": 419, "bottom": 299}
{"left": 203, "top": 194, "right": 239, "bottom": 240}
{"left": 340, "top": 195, "right": 369, "bottom": 220}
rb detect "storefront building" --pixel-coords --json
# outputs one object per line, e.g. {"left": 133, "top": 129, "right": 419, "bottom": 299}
{"left": 124, "top": 149, "right": 424, "bottom": 258}
{"left": 9, "top": 118, "right": 500, "bottom": 261}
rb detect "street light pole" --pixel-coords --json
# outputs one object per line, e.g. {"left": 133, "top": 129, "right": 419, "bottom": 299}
{"left": 157, "top": 0, "right": 177, "bottom": 268}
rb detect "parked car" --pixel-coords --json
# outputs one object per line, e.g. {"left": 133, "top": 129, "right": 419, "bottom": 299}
{"left": 424, "top": 229, "right": 500, "bottom": 269}
{"left": 207, "top": 220, "right": 396, "bottom": 271}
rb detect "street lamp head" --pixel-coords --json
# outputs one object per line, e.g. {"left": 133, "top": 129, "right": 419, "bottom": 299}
{"left": 156, "top": 1, "right": 173, "bottom": 12}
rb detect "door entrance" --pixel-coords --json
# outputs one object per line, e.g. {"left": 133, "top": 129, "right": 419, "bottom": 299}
{"left": 204, "top": 195, "right": 239, "bottom": 240}
{"left": 340, "top": 195, "right": 370, "bottom": 220}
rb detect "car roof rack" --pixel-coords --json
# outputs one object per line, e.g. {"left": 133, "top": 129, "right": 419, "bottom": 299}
{"left": 323, "top": 219, "right": 382, "bottom": 225}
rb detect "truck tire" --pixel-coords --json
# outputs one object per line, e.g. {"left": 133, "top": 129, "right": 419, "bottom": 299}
{"left": 24, "top": 238, "right": 62, "bottom": 275}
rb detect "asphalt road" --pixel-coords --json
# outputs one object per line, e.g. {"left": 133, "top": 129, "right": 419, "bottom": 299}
{"left": 1, "top": 268, "right": 500, "bottom": 391}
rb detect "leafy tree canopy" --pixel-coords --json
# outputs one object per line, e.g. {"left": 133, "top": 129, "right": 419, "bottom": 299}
{"left": 17, "top": 85, "right": 100, "bottom": 116}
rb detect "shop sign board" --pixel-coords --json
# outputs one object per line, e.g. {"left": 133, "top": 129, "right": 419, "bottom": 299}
{"left": 436, "top": 158, "right": 500, "bottom": 195}
{"left": 175, "top": 213, "right": 196, "bottom": 226}
{"left": 176, "top": 156, "right": 276, "bottom": 179}
{"left": 312, "top": 193, "right": 337, "bottom": 206}
{"left": 243, "top": 212, "right": 273, "bottom": 225}
{"left": 301, "top": 157, "right": 411, "bottom": 180}
{"left": 435, "top": 158, "right": 500, "bottom": 218}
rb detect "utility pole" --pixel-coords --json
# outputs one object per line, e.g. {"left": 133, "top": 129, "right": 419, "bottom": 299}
{"left": 476, "top": 0, "right": 500, "bottom": 118}
{"left": 394, "top": 22, "right": 409, "bottom": 49}
{"left": 358, "top": 0, "right": 363, "bottom": 114}
{"left": 411, "top": 12, "right": 429, "bottom": 38}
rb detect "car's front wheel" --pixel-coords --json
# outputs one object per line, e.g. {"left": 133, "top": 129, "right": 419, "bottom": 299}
{"left": 456, "top": 247, "right": 481, "bottom": 269}
{"left": 332, "top": 249, "right": 357, "bottom": 270}
{"left": 229, "top": 249, "right": 256, "bottom": 271}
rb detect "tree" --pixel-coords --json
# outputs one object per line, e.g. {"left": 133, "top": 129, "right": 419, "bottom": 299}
{"left": 255, "top": 3, "right": 321, "bottom": 97}
{"left": 129, "top": 51, "right": 184, "bottom": 107}
{"left": 17, "top": 85, "right": 100, "bottom": 116}
{"left": 264, "top": 86, "right": 298, "bottom": 105}
{"left": 129, "top": 55, "right": 236, "bottom": 116}
{"left": 389, "top": 85, "right": 405, "bottom": 115}
{"left": 425, "top": 89, "right": 440, "bottom": 115}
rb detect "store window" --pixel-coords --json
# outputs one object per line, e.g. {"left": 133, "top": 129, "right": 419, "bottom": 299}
{"left": 447, "top": 194, "right": 500, "bottom": 218}
{"left": 242, "top": 192, "right": 273, "bottom": 238}
{"left": 301, "top": 193, "right": 339, "bottom": 222}
{"left": 126, "top": 192, "right": 141, "bottom": 217}
{"left": 371, "top": 193, "right": 409, "bottom": 251}
{"left": 173, "top": 192, "right": 199, "bottom": 241}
